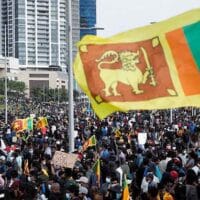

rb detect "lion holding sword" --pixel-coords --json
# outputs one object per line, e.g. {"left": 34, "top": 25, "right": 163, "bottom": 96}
{"left": 96, "top": 47, "right": 156, "bottom": 97}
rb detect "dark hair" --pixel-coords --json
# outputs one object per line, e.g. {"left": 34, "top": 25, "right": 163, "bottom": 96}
{"left": 186, "top": 169, "right": 198, "bottom": 184}
{"left": 64, "top": 168, "right": 73, "bottom": 177}
{"left": 11, "top": 170, "right": 18, "bottom": 178}
{"left": 148, "top": 186, "right": 159, "bottom": 198}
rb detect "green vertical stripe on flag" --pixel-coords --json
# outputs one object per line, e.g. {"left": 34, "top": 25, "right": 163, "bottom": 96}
{"left": 27, "top": 118, "right": 33, "bottom": 130}
{"left": 183, "top": 21, "right": 200, "bottom": 70}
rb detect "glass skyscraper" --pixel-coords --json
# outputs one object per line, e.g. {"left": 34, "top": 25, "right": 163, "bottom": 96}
{"left": 0, "top": 0, "right": 80, "bottom": 71}
{"left": 80, "top": 0, "right": 96, "bottom": 39}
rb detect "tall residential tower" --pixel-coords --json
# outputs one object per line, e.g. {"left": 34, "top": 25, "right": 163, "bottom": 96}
{"left": 0, "top": 0, "right": 80, "bottom": 71}
{"left": 80, "top": 0, "right": 96, "bottom": 39}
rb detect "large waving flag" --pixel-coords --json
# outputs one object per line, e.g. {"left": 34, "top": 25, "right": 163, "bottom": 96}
{"left": 74, "top": 9, "right": 200, "bottom": 119}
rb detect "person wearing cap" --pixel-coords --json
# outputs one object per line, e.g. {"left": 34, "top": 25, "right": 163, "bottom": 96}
{"left": 0, "top": 156, "right": 5, "bottom": 162}
{"left": 169, "top": 170, "right": 179, "bottom": 181}
{"left": 76, "top": 176, "right": 89, "bottom": 192}
{"left": 77, "top": 176, "right": 88, "bottom": 184}
{"left": 79, "top": 186, "right": 91, "bottom": 200}
{"left": 161, "top": 170, "right": 179, "bottom": 200}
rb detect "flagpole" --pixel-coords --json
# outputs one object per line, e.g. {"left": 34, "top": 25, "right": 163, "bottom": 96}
{"left": 170, "top": 108, "right": 173, "bottom": 124}
{"left": 56, "top": 79, "right": 60, "bottom": 106}
{"left": 68, "top": 0, "right": 74, "bottom": 152}
{"left": 4, "top": 24, "right": 8, "bottom": 125}
{"left": 67, "top": 1, "right": 104, "bottom": 152}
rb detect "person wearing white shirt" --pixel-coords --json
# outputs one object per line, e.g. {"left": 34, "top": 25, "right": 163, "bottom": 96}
{"left": 16, "top": 153, "right": 22, "bottom": 175}
{"left": 178, "top": 150, "right": 188, "bottom": 166}
{"left": 191, "top": 158, "right": 200, "bottom": 176}
{"left": 158, "top": 154, "right": 168, "bottom": 174}
{"left": 141, "top": 172, "right": 160, "bottom": 193}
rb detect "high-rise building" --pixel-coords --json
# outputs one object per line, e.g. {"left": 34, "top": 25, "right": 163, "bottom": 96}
{"left": 0, "top": 0, "right": 80, "bottom": 71}
{"left": 80, "top": 0, "right": 96, "bottom": 39}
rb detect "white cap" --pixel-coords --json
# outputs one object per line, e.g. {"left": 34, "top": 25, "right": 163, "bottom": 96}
{"left": 79, "top": 186, "right": 88, "bottom": 194}
{"left": 0, "top": 156, "right": 5, "bottom": 161}
{"left": 76, "top": 176, "right": 88, "bottom": 184}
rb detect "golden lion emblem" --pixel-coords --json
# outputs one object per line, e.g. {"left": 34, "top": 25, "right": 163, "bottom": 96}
{"left": 96, "top": 48, "right": 156, "bottom": 97}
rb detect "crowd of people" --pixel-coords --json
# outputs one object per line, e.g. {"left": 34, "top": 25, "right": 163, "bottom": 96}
{"left": 0, "top": 97, "right": 199, "bottom": 200}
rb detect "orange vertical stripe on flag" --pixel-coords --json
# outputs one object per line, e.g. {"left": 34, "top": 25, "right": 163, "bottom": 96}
{"left": 122, "top": 178, "right": 130, "bottom": 200}
{"left": 93, "top": 159, "right": 100, "bottom": 187}
{"left": 166, "top": 28, "right": 200, "bottom": 95}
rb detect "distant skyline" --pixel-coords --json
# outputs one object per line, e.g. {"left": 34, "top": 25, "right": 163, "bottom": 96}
{"left": 96, "top": 0, "right": 200, "bottom": 37}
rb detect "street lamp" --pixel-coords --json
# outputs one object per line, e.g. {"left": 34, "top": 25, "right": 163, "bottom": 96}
{"left": 4, "top": 24, "right": 8, "bottom": 125}
{"left": 43, "top": 85, "right": 46, "bottom": 102}
{"left": 68, "top": 0, "right": 74, "bottom": 152}
{"left": 56, "top": 79, "right": 60, "bottom": 106}
{"left": 67, "top": 1, "right": 104, "bottom": 152}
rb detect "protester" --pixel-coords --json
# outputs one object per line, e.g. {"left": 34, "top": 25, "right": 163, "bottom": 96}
{"left": 0, "top": 98, "right": 199, "bottom": 199}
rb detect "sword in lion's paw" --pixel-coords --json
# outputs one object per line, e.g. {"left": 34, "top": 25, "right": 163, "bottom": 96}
{"left": 140, "top": 47, "right": 157, "bottom": 86}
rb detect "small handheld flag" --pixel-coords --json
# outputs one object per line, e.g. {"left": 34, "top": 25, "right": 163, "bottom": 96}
{"left": 82, "top": 135, "right": 97, "bottom": 151}
{"left": 122, "top": 176, "right": 130, "bottom": 200}
{"left": 92, "top": 159, "right": 101, "bottom": 187}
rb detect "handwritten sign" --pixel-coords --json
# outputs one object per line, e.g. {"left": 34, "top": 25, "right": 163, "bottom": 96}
{"left": 52, "top": 151, "right": 78, "bottom": 168}
{"left": 66, "top": 153, "right": 78, "bottom": 168}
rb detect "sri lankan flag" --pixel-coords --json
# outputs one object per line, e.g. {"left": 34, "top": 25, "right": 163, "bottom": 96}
{"left": 36, "top": 117, "right": 48, "bottom": 129}
{"left": 92, "top": 159, "right": 100, "bottom": 187}
{"left": 12, "top": 119, "right": 25, "bottom": 132}
{"left": 122, "top": 177, "right": 130, "bottom": 200}
{"left": 115, "top": 129, "right": 121, "bottom": 138}
{"left": 24, "top": 117, "right": 33, "bottom": 131}
{"left": 74, "top": 9, "right": 200, "bottom": 119}
{"left": 82, "top": 135, "right": 97, "bottom": 151}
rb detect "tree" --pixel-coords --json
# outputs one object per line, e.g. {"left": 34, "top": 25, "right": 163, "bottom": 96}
{"left": 0, "top": 79, "right": 26, "bottom": 96}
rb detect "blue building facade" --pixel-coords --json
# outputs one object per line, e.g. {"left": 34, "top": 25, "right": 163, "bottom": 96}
{"left": 80, "top": 0, "right": 96, "bottom": 38}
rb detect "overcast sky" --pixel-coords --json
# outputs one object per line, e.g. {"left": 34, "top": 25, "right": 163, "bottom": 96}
{"left": 96, "top": 0, "right": 200, "bottom": 37}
